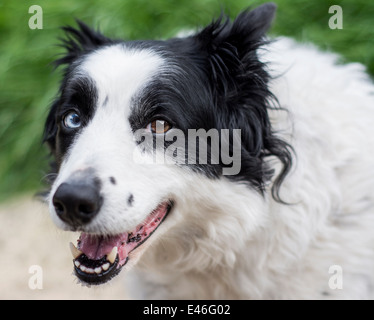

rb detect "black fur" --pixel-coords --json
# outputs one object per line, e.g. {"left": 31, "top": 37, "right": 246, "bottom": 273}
{"left": 44, "top": 21, "right": 111, "bottom": 163}
{"left": 56, "top": 20, "right": 115, "bottom": 69}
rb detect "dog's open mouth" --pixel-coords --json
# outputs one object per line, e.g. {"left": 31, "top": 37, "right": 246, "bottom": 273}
{"left": 69, "top": 201, "right": 173, "bottom": 285}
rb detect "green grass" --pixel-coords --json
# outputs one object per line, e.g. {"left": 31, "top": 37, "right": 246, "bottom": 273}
{"left": 0, "top": 0, "right": 373, "bottom": 202}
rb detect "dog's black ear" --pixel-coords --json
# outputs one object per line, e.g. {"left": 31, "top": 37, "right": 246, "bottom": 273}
{"left": 55, "top": 20, "right": 113, "bottom": 68}
{"left": 194, "top": 2, "right": 276, "bottom": 94}
{"left": 193, "top": 3, "right": 293, "bottom": 203}
{"left": 230, "top": 2, "right": 277, "bottom": 44}
{"left": 196, "top": 2, "right": 276, "bottom": 52}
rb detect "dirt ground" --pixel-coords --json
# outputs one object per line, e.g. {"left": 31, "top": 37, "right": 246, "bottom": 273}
{"left": 0, "top": 195, "right": 128, "bottom": 299}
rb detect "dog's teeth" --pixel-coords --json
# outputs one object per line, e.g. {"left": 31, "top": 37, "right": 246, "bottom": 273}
{"left": 69, "top": 242, "right": 83, "bottom": 259}
{"left": 107, "top": 246, "right": 118, "bottom": 264}
{"left": 102, "top": 263, "right": 110, "bottom": 271}
{"left": 94, "top": 267, "right": 102, "bottom": 274}
{"left": 80, "top": 265, "right": 87, "bottom": 272}
{"left": 85, "top": 267, "right": 95, "bottom": 274}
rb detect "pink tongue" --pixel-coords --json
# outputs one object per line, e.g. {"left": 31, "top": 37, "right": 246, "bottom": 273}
{"left": 77, "top": 202, "right": 170, "bottom": 262}
{"left": 78, "top": 233, "right": 126, "bottom": 260}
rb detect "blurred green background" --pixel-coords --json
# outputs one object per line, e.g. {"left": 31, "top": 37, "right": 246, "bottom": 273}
{"left": 0, "top": 0, "right": 373, "bottom": 203}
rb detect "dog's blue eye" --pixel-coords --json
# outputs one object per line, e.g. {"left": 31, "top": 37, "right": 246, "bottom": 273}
{"left": 63, "top": 111, "right": 81, "bottom": 129}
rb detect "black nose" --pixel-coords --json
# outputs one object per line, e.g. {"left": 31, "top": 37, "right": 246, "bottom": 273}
{"left": 52, "top": 181, "right": 102, "bottom": 226}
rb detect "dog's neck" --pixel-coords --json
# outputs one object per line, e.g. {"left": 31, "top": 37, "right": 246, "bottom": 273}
{"left": 125, "top": 158, "right": 337, "bottom": 299}
{"left": 126, "top": 177, "right": 279, "bottom": 299}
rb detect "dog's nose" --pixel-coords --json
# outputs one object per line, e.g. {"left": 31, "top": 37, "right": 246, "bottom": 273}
{"left": 52, "top": 182, "right": 102, "bottom": 226}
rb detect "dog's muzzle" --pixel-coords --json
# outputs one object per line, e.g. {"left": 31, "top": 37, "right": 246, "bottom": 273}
{"left": 50, "top": 168, "right": 173, "bottom": 285}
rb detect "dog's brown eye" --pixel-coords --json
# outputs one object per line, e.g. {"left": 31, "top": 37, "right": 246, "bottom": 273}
{"left": 147, "top": 120, "right": 172, "bottom": 134}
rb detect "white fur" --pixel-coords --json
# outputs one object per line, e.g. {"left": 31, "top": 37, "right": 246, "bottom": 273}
{"left": 49, "top": 38, "right": 374, "bottom": 299}
{"left": 49, "top": 46, "right": 169, "bottom": 234}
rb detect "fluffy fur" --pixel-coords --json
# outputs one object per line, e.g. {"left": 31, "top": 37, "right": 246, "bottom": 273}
{"left": 44, "top": 3, "right": 374, "bottom": 299}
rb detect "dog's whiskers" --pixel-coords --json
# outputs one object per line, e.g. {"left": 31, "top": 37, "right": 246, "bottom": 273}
{"left": 41, "top": 172, "right": 58, "bottom": 184}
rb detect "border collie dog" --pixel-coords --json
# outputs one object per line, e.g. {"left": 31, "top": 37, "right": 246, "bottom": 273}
{"left": 43, "top": 3, "right": 374, "bottom": 299}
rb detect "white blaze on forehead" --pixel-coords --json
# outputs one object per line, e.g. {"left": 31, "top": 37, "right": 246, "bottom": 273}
{"left": 78, "top": 44, "right": 165, "bottom": 113}
{"left": 52, "top": 45, "right": 165, "bottom": 187}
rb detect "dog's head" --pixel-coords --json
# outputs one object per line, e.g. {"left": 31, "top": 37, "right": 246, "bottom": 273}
{"left": 43, "top": 3, "right": 292, "bottom": 285}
